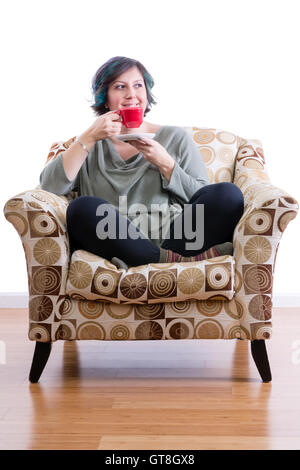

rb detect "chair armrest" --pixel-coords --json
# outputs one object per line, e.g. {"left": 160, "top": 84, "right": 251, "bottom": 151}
{"left": 232, "top": 139, "right": 299, "bottom": 339}
{"left": 234, "top": 137, "right": 299, "bottom": 238}
{"left": 3, "top": 189, "right": 72, "bottom": 338}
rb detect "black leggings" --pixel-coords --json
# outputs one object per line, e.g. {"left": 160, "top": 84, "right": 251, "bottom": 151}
{"left": 66, "top": 182, "right": 244, "bottom": 266}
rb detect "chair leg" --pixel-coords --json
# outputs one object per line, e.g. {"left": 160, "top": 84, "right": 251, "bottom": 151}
{"left": 250, "top": 339, "right": 272, "bottom": 382}
{"left": 29, "top": 342, "right": 52, "bottom": 383}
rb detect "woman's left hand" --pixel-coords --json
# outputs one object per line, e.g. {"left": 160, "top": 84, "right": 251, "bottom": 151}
{"left": 129, "top": 137, "right": 175, "bottom": 172}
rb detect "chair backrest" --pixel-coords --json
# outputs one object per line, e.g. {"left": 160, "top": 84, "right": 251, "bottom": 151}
{"left": 184, "top": 127, "right": 242, "bottom": 184}
{"left": 36, "top": 128, "right": 243, "bottom": 200}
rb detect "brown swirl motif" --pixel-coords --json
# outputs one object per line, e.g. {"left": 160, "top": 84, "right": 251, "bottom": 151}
{"left": 205, "top": 263, "right": 231, "bottom": 291}
{"left": 31, "top": 266, "right": 61, "bottom": 295}
{"left": 5, "top": 212, "right": 28, "bottom": 236}
{"left": 237, "top": 145, "right": 256, "bottom": 161}
{"left": 28, "top": 211, "right": 59, "bottom": 237}
{"left": 249, "top": 294, "right": 272, "bottom": 320}
{"left": 194, "top": 319, "right": 224, "bottom": 339}
{"left": 93, "top": 267, "right": 120, "bottom": 297}
{"left": 169, "top": 301, "right": 191, "bottom": 315}
{"left": 4, "top": 198, "right": 24, "bottom": 210}
{"left": 135, "top": 303, "right": 165, "bottom": 320}
{"left": 148, "top": 270, "right": 177, "bottom": 299}
{"left": 250, "top": 322, "right": 272, "bottom": 340}
{"left": 224, "top": 299, "right": 244, "bottom": 320}
{"left": 200, "top": 146, "right": 215, "bottom": 165}
{"left": 120, "top": 273, "right": 147, "bottom": 299}
{"left": 243, "top": 265, "right": 272, "bottom": 294}
{"left": 58, "top": 296, "right": 73, "bottom": 317}
{"left": 77, "top": 322, "right": 105, "bottom": 340}
{"left": 227, "top": 325, "right": 250, "bottom": 340}
{"left": 106, "top": 303, "right": 133, "bottom": 319}
{"left": 279, "top": 197, "right": 298, "bottom": 208}
{"left": 29, "top": 295, "right": 53, "bottom": 321}
{"left": 193, "top": 130, "right": 215, "bottom": 144}
{"left": 110, "top": 324, "right": 131, "bottom": 340}
{"left": 29, "top": 324, "right": 51, "bottom": 342}
{"left": 167, "top": 319, "right": 193, "bottom": 339}
{"left": 243, "top": 159, "right": 264, "bottom": 169}
{"left": 78, "top": 300, "right": 104, "bottom": 319}
{"left": 196, "top": 299, "right": 222, "bottom": 316}
{"left": 278, "top": 210, "right": 297, "bottom": 232}
{"left": 135, "top": 321, "right": 163, "bottom": 340}
{"left": 245, "top": 209, "right": 274, "bottom": 235}
{"left": 55, "top": 323, "right": 73, "bottom": 340}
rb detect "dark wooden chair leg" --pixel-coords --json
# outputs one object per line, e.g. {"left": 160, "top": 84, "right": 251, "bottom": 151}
{"left": 251, "top": 340, "right": 272, "bottom": 382}
{"left": 29, "top": 342, "right": 52, "bottom": 383}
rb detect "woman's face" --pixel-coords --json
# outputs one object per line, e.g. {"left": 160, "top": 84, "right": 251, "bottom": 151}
{"left": 105, "top": 66, "right": 148, "bottom": 114}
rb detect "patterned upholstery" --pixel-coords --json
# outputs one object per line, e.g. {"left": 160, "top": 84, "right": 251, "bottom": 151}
{"left": 3, "top": 128, "right": 299, "bottom": 342}
{"left": 66, "top": 249, "right": 235, "bottom": 304}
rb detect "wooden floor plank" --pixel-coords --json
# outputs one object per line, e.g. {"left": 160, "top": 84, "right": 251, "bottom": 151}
{"left": 0, "top": 306, "right": 300, "bottom": 450}
{"left": 98, "top": 435, "right": 300, "bottom": 450}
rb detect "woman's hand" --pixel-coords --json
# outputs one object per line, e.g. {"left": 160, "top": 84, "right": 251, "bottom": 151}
{"left": 82, "top": 110, "right": 122, "bottom": 145}
{"left": 129, "top": 137, "right": 175, "bottom": 181}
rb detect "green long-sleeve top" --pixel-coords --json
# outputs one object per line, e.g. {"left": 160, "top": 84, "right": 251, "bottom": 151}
{"left": 40, "top": 125, "right": 209, "bottom": 248}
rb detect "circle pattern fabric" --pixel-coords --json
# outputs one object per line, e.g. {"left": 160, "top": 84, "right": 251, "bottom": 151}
{"left": 177, "top": 268, "right": 204, "bottom": 295}
{"left": 4, "top": 127, "right": 299, "bottom": 344}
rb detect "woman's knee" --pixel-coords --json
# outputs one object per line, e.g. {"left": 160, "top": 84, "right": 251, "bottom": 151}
{"left": 215, "top": 182, "right": 244, "bottom": 216}
{"left": 66, "top": 196, "right": 109, "bottom": 226}
{"left": 193, "top": 182, "right": 243, "bottom": 217}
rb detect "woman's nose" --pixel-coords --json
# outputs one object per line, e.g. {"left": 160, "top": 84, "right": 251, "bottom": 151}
{"left": 126, "top": 86, "right": 137, "bottom": 97}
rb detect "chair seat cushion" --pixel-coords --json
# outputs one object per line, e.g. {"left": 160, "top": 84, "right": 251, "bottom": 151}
{"left": 65, "top": 250, "right": 235, "bottom": 304}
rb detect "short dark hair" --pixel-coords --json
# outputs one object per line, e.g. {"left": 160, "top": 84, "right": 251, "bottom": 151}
{"left": 90, "top": 56, "right": 157, "bottom": 117}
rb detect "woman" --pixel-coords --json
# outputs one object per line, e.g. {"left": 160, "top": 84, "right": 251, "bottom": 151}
{"left": 40, "top": 56, "right": 244, "bottom": 269}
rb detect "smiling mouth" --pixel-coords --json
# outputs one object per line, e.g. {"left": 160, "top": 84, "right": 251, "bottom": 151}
{"left": 122, "top": 104, "right": 140, "bottom": 107}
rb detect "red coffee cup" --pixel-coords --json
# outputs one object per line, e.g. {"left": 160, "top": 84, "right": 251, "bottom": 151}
{"left": 116, "top": 107, "right": 143, "bottom": 128}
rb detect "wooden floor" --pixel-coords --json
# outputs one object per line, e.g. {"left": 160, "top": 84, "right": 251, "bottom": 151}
{"left": 0, "top": 307, "right": 300, "bottom": 450}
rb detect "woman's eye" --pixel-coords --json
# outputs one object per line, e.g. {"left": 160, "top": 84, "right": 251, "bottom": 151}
{"left": 115, "top": 84, "right": 143, "bottom": 89}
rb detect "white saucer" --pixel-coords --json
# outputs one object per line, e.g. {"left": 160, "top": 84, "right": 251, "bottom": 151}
{"left": 116, "top": 133, "right": 155, "bottom": 142}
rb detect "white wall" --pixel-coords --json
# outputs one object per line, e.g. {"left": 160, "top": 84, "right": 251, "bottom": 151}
{"left": 1, "top": 0, "right": 299, "bottom": 295}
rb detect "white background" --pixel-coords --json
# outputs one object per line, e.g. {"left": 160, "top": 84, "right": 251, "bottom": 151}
{"left": 1, "top": 0, "right": 299, "bottom": 295}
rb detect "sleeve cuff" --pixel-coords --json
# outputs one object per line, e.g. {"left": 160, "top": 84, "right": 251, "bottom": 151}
{"left": 161, "top": 160, "right": 178, "bottom": 190}
{"left": 160, "top": 160, "right": 207, "bottom": 203}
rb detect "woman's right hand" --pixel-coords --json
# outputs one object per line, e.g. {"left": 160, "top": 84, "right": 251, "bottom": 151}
{"left": 81, "top": 110, "right": 122, "bottom": 145}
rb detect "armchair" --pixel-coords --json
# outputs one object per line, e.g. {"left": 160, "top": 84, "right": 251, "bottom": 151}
{"left": 4, "top": 127, "right": 298, "bottom": 383}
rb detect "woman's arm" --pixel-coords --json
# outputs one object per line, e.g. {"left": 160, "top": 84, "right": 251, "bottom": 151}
{"left": 61, "top": 131, "right": 96, "bottom": 181}
{"left": 159, "top": 159, "right": 175, "bottom": 183}
{"left": 39, "top": 130, "right": 95, "bottom": 195}
{"left": 129, "top": 127, "right": 209, "bottom": 204}
{"left": 160, "top": 128, "right": 210, "bottom": 204}
{"left": 40, "top": 110, "right": 122, "bottom": 195}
